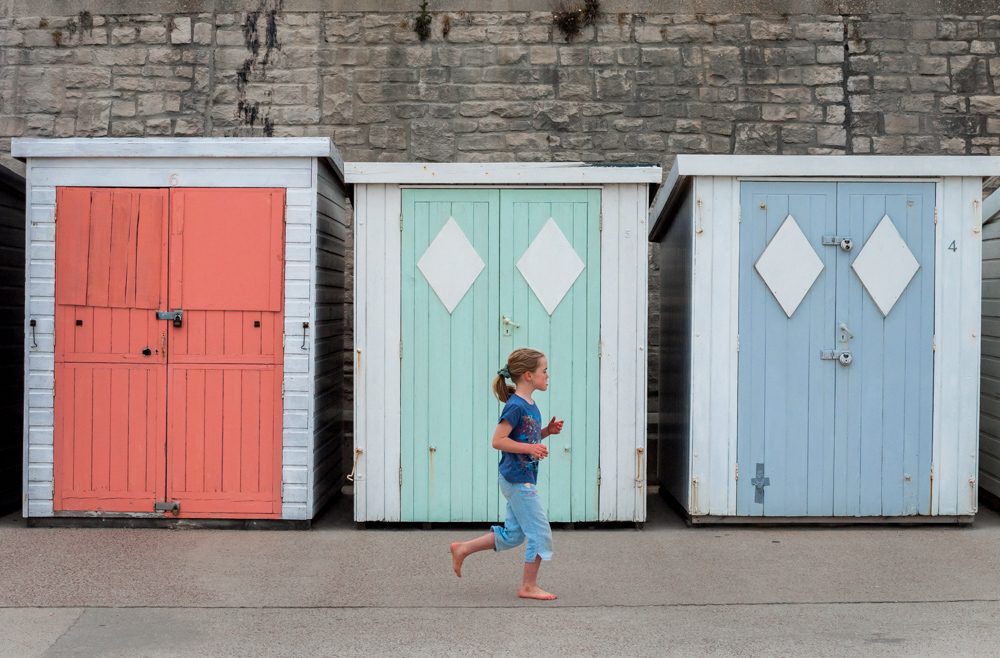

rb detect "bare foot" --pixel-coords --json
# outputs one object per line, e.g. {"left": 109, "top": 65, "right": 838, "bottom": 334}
{"left": 450, "top": 542, "right": 465, "bottom": 577}
{"left": 518, "top": 585, "right": 557, "bottom": 600}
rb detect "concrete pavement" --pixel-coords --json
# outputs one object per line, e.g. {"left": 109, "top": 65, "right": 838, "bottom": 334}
{"left": 2, "top": 493, "right": 1000, "bottom": 656}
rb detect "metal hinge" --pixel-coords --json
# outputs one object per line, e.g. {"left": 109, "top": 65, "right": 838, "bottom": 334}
{"left": 281, "top": 382, "right": 285, "bottom": 399}
{"left": 154, "top": 501, "right": 180, "bottom": 515}
{"left": 932, "top": 335, "right": 937, "bottom": 352}
{"left": 399, "top": 465, "right": 403, "bottom": 489}
{"left": 597, "top": 467, "right": 601, "bottom": 488}
{"left": 736, "top": 334, "right": 740, "bottom": 352}
{"left": 599, "top": 211, "right": 603, "bottom": 232}
{"left": 399, "top": 214, "right": 403, "bottom": 231}
{"left": 598, "top": 339, "right": 602, "bottom": 360}
{"left": 399, "top": 339, "right": 403, "bottom": 360}
{"left": 934, "top": 207, "right": 938, "bottom": 225}
{"left": 735, "top": 463, "right": 739, "bottom": 481}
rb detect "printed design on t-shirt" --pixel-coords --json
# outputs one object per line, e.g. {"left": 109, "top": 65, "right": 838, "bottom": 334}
{"left": 513, "top": 414, "right": 542, "bottom": 474}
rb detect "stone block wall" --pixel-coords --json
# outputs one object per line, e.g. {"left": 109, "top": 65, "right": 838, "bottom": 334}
{"left": 2, "top": 0, "right": 999, "bottom": 450}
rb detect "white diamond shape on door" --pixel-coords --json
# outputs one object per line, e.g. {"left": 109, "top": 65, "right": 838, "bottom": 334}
{"left": 417, "top": 217, "right": 485, "bottom": 314}
{"left": 754, "top": 215, "right": 824, "bottom": 318}
{"left": 516, "top": 218, "right": 585, "bottom": 315}
{"left": 851, "top": 214, "right": 920, "bottom": 316}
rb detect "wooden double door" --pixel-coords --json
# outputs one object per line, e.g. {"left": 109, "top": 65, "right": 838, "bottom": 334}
{"left": 53, "top": 187, "right": 285, "bottom": 518}
{"left": 400, "top": 188, "right": 601, "bottom": 522}
{"left": 737, "top": 181, "right": 936, "bottom": 516}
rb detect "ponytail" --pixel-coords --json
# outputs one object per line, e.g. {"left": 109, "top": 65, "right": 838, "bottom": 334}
{"left": 493, "top": 374, "right": 514, "bottom": 403}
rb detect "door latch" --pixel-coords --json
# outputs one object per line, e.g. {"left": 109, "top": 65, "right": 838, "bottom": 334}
{"left": 821, "top": 236, "right": 853, "bottom": 251}
{"left": 156, "top": 309, "right": 184, "bottom": 328}
{"left": 821, "top": 349, "right": 853, "bottom": 366}
{"left": 501, "top": 315, "right": 520, "bottom": 337}
{"left": 154, "top": 501, "right": 180, "bottom": 515}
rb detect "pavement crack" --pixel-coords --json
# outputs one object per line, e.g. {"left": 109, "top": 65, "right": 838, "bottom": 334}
{"left": 43, "top": 608, "right": 86, "bottom": 656}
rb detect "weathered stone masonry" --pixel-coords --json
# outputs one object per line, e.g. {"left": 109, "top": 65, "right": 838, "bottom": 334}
{"left": 2, "top": 1, "right": 999, "bottom": 457}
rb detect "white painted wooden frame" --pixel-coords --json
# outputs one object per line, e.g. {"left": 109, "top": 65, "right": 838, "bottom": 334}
{"left": 15, "top": 138, "right": 344, "bottom": 520}
{"left": 351, "top": 177, "right": 656, "bottom": 523}
{"left": 672, "top": 173, "right": 983, "bottom": 518}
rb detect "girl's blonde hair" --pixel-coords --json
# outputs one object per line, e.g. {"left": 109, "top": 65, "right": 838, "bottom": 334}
{"left": 493, "top": 348, "right": 545, "bottom": 402}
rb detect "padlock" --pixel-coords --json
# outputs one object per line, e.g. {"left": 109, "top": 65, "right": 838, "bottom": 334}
{"left": 840, "top": 238, "right": 853, "bottom": 252}
{"left": 838, "top": 352, "right": 853, "bottom": 366}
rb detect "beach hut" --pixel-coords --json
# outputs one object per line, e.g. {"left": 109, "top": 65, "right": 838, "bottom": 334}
{"left": 649, "top": 155, "right": 998, "bottom": 523}
{"left": 346, "top": 162, "right": 661, "bottom": 524}
{"left": 12, "top": 137, "right": 351, "bottom": 524}
{"left": 0, "top": 164, "right": 25, "bottom": 516}
{"left": 980, "top": 187, "right": 1000, "bottom": 509}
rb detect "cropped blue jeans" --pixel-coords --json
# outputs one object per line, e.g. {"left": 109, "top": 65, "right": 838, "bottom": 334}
{"left": 491, "top": 475, "right": 553, "bottom": 562}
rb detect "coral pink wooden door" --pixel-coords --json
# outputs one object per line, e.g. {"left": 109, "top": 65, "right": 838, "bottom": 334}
{"left": 54, "top": 188, "right": 169, "bottom": 512}
{"left": 165, "top": 189, "right": 285, "bottom": 518}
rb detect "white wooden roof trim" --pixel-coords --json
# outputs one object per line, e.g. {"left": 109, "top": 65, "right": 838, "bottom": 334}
{"left": 650, "top": 154, "right": 1000, "bottom": 239}
{"left": 12, "top": 137, "right": 345, "bottom": 179}
{"left": 985, "top": 188, "right": 1000, "bottom": 226}
{"left": 345, "top": 162, "right": 662, "bottom": 184}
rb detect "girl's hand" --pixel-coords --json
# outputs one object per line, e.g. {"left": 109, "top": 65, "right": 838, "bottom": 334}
{"left": 527, "top": 443, "right": 549, "bottom": 460}
{"left": 544, "top": 417, "right": 564, "bottom": 437}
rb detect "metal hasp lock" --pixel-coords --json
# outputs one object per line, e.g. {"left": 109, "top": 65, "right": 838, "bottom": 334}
{"left": 156, "top": 309, "right": 184, "bottom": 328}
{"left": 822, "top": 236, "right": 853, "bottom": 252}
{"left": 821, "top": 350, "right": 853, "bottom": 366}
{"left": 751, "top": 463, "right": 770, "bottom": 504}
{"left": 154, "top": 501, "right": 180, "bottom": 515}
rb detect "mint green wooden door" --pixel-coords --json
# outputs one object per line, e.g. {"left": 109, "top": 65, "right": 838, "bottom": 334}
{"left": 401, "top": 188, "right": 600, "bottom": 522}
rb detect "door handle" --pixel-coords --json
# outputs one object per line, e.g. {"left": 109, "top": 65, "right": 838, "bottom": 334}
{"left": 501, "top": 315, "right": 520, "bottom": 337}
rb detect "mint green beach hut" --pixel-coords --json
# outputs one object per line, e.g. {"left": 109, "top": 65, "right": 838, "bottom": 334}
{"left": 346, "top": 162, "right": 661, "bottom": 524}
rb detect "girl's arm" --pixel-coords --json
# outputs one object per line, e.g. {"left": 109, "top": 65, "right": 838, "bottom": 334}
{"left": 492, "top": 421, "right": 548, "bottom": 458}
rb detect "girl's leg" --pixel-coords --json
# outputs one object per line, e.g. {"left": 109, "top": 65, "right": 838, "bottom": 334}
{"left": 451, "top": 479, "right": 525, "bottom": 578}
{"left": 449, "top": 532, "right": 494, "bottom": 577}
{"left": 519, "top": 555, "right": 556, "bottom": 600}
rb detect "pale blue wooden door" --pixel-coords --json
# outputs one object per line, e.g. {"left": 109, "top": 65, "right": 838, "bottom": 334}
{"left": 738, "top": 181, "right": 935, "bottom": 516}
{"left": 738, "top": 183, "right": 838, "bottom": 516}
{"left": 835, "top": 183, "right": 935, "bottom": 516}
{"left": 501, "top": 189, "right": 601, "bottom": 522}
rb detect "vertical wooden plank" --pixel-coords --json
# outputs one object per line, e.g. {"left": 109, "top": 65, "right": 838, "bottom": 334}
{"left": 366, "top": 184, "right": 387, "bottom": 521}
{"left": 91, "top": 367, "right": 111, "bottom": 492}
{"left": 599, "top": 185, "right": 620, "bottom": 521}
{"left": 633, "top": 184, "right": 648, "bottom": 521}
{"left": 168, "top": 368, "right": 187, "bottom": 493}
{"left": 487, "top": 190, "right": 502, "bottom": 522}
{"left": 222, "top": 369, "right": 242, "bottom": 493}
{"left": 93, "top": 308, "right": 112, "bottom": 355}
{"left": 87, "top": 191, "right": 113, "bottom": 308}
{"left": 127, "top": 368, "right": 148, "bottom": 493}
{"left": 73, "top": 367, "right": 92, "bottom": 495}
{"left": 135, "top": 190, "right": 166, "bottom": 309}
{"left": 224, "top": 311, "right": 243, "bottom": 356}
{"left": 108, "top": 191, "right": 133, "bottom": 307}
{"left": 937, "top": 178, "right": 963, "bottom": 515}
{"left": 353, "top": 185, "right": 368, "bottom": 521}
{"left": 110, "top": 308, "right": 130, "bottom": 355}
{"left": 259, "top": 368, "right": 277, "bottom": 501}
{"left": 470, "top": 197, "right": 489, "bottom": 522}
{"left": 958, "top": 177, "right": 982, "bottom": 515}
{"left": 384, "top": 184, "right": 402, "bottom": 522}
{"left": 243, "top": 312, "right": 262, "bottom": 357}
{"left": 585, "top": 189, "right": 602, "bottom": 521}
{"left": 185, "top": 368, "right": 206, "bottom": 495}
{"left": 241, "top": 370, "right": 261, "bottom": 492}
{"left": 109, "top": 368, "right": 130, "bottom": 492}
{"left": 206, "top": 311, "right": 225, "bottom": 355}
{"left": 204, "top": 369, "right": 224, "bottom": 493}
{"left": 188, "top": 311, "right": 206, "bottom": 356}
{"left": 617, "top": 184, "right": 639, "bottom": 521}
{"left": 124, "top": 190, "right": 140, "bottom": 307}
{"left": 400, "top": 189, "right": 416, "bottom": 522}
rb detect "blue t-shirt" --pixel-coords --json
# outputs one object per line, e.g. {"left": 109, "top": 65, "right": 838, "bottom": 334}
{"left": 497, "top": 393, "right": 543, "bottom": 484}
